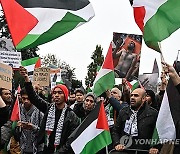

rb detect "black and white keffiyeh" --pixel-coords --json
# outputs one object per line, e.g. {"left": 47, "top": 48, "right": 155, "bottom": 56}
{"left": 124, "top": 107, "right": 138, "bottom": 137}
{"left": 20, "top": 105, "right": 43, "bottom": 153}
{"left": 45, "top": 103, "right": 67, "bottom": 147}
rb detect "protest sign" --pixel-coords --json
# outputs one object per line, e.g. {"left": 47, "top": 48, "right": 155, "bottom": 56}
{"left": 33, "top": 67, "right": 50, "bottom": 86}
{"left": 0, "top": 38, "right": 15, "bottom": 52}
{"left": 50, "top": 68, "right": 61, "bottom": 89}
{"left": 0, "top": 63, "right": 12, "bottom": 90}
{"left": 0, "top": 51, "right": 21, "bottom": 68}
{"left": 112, "top": 32, "right": 142, "bottom": 81}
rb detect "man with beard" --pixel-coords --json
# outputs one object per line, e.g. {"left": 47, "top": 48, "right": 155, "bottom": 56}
{"left": 0, "top": 88, "right": 13, "bottom": 112}
{"left": 19, "top": 66, "right": 80, "bottom": 153}
{"left": 0, "top": 88, "right": 14, "bottom": 151}
{"left": 114, "top": 41, "right": 137, "bottom": 80}
{"left": 112, "top": 88, "right": 159, "bottom": 154}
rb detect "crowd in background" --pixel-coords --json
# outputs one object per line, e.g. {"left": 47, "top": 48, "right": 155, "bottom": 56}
{"left": 0, "top": 62, "right": 180, "bottom": 154}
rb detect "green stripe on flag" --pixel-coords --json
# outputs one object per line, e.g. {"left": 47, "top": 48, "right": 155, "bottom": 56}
{"left": 132, "top": 81, "right": 139, "bottom": 91}
{"left": 80, "top": 131, "right": 112, "bottom": 154}
{"left": 21, "top": 57, "right": 39, "bottom": 66}
{"left": 151, "top": 128, "right": 160, "bottom": 146}
{"left": 93, "top": 71, "right": 115, "bottom": 97}
{"left": 144, "top": 0, "right": 180, "bottom": 50}
{"left": 17, "top": 12, "right": 86, "bottom": 49}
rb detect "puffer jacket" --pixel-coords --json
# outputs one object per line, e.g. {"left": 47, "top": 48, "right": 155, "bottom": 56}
{"left": 24, "top": 82, "right": 80, "bottom": 153}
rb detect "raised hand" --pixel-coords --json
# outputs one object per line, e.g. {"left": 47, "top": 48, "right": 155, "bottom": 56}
{"left": 19, "top": 66, "right": 30, "bottom": 82}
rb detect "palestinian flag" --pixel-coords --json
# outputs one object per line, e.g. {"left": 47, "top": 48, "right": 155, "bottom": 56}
{"left": 131, "top": 0, "right": 180, "bottom": 51}
{"left": 10, "top": 97, "right": 20, "bottom": 121}
{"left": 10, "top": 85, "right": 21, "bottom": 121}
{"left": 70, "top": 102, "right": 112, "bottom": 154}
{"left": 131, "top": 81, "right": 140, "bottom": 91}
{"left": 126, "top": 80, "right": 142, "bottom": 91}
{"left": 92, "top": 43, "right": 115, "bottom": 97}
{"left": 151, "top": 78, "right": 180, "bottom": 146}
{"left": 1, "top": 0, "right": 94, "bottom": 49}
{"left": 21, "top": 57, "right": 41, "bottom": 76}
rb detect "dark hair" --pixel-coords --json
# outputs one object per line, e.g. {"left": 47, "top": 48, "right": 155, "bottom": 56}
{"left": 75, "top": 88, "right": 84, "bottom": 95}
{"left": 0, "top": 88, "right": 10, "bottom": 96}
{"left": 20, "top": 88, "right": 28, "bottom": 96}
{"left": 146, "top": 90, "right": 155, "bottom": 101}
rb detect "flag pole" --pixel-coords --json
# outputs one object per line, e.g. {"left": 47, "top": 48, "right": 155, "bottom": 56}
{"left": 158, "top": 42, "right": 166, "bottom": 72}
{"left": 105, "top": 146, "right": 108, "bottom": 154}
{"left": 175, "top": 50, "right": 180, "bottom": 62}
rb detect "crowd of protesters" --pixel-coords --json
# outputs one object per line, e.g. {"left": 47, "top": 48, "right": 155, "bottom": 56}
{"left": 0, "top": 62, "right": 180, "bottom": 154}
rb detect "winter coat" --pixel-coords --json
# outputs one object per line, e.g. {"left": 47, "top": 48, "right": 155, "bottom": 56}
{"left": 24, "top": 82, "right": 80, "bottom": 153}
{"left": 112, "top": 102, "right": 158, "bottom": 151}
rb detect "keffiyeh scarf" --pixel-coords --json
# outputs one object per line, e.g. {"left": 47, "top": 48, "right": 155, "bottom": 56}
{"left": 20, "top": 105, "right": 43, "bottom": 153}
{"left": 45, "top": 103, "right": 67, "bottom": 151}
{"left": 124, "top": 107, "right": 138, "bottom": 137}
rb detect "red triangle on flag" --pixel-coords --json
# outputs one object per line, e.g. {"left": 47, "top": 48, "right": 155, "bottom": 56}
{"left": 96, "top": 102, "right": 109, "bottom": 131}
{"left": 126, "top": 80, "right": 133, "bottom": 89}
{"left": 0, "top": 0, "right": 38, "bottom": 46}
{"left": 10, "top": 97, "right": 20, "bottom": 121}
{"left": 102, "top": 43, "right": 114, "bottom": 70}
{"left": 17, "top": 85, "right": 21, "bottom": 94}
{"left": 35, "top": 58, "right": 41, "bottom": 68}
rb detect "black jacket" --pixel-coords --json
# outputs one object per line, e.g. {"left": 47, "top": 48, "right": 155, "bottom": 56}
{"left": 112, "top": 102, "right": 158, "bottom": 151}
{"left": 24, "top": 82, "right": 80, "bottom": 153}
{"left": 0, "top": 106, "right": 8, "bottom": 127}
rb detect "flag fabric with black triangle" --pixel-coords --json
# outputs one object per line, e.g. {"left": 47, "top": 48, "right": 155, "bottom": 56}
{"left": 1, "top": 0, "right": 95, "bottom": 49}
{"left": 126, "top": 80, "right": 143, "bottom": 91}
{"left": 130, "top": 0, "right": 180, "bottom": 51}
{"left": 92, "top": 43, "right": 115, "bottom": 97}
{"left": 70, "top": 102, "right": 112, "bottom": 154}
{"left": 21, "top": 57, "right": 41, "bottom": 80}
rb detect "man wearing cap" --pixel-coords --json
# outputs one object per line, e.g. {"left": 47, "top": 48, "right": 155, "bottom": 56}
{"left": 19, "top": 66, "right": 80, "bottom": 154}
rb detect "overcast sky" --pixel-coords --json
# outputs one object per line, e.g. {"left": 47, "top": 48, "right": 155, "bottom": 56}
{"left": 37, "top": 0, "right": 180, "bottom": 85}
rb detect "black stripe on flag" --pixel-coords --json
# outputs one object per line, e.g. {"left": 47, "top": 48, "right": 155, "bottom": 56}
{"left": 28, "top": 71, "right": 33, "bottom": 76}
{"left": 69, "top": 102, "right": 101, "bottom": 143}
{"left": 16, "top": 0, "right": 90, "bottom": 11}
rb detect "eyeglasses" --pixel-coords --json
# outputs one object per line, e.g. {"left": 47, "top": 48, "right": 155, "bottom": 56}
{"left": 85, "top": 99, "right": 94, "bottom": 103}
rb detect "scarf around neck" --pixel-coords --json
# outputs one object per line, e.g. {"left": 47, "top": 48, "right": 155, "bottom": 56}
{"left": 124, "top": 107, "right": 138, "bottom": 137}
{"left": 45, "top": 103, "right": 67, "bottom": 149}
{"left": 20, "top": 105, "right": 43, "bottom": 153}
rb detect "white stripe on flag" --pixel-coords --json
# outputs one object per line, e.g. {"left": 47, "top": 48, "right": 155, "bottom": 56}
{"left": 133, "top": 0, "right": 167, "bottom": 24}
{"left": 156, "top": 90, "right": 176, "bottom": 142}
{"left": 27, "top": 3, "right": 94, "bottom": 34}
{"left": 24, "top": 64, "right": 35, "bottom": 72}
{"left": 71, "top": 119, "right": 103, "bottom": 154}
{"left": 93, "top": 69, "right": 112, "bottom": 86}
